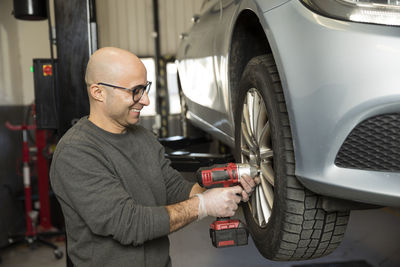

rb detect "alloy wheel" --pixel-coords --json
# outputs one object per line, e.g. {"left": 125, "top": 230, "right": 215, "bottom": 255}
{"left": 240, "top": 88, "right": 275, "bottom": 228}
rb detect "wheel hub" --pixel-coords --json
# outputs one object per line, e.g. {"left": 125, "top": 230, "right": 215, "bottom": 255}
{"left": 248, "top": 152, "right": 258, "bottom": 166}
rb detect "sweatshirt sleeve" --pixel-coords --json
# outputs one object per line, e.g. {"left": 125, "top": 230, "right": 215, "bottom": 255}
{"left": 50, "top": 143, "right": 170, "bottom": 246}
{"left": 155, "top": 139, "right": 195, "bottom": 204}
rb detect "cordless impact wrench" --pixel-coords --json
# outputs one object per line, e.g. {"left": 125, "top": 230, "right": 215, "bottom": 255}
{"left": 196, "top": 163, "right": 259, "bottom": 248}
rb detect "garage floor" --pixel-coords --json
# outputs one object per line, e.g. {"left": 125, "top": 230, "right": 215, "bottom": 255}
{"left": 1, "top": 207, "right": 399, "bottom": 267}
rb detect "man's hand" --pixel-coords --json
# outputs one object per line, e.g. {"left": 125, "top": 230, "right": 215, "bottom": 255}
{"left": 239, "top": 174, "right": 261, "bottom": 202}
{"left": 198, "top": 186, "right": 243, "bottom": 219}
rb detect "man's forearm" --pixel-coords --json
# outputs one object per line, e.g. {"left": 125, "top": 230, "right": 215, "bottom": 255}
{"left": 165, "top": 195, "right": 199, "bottom": 233}
{"left": 165, "top": 183, "right": 206, "bottom": 233}
{"left": 189, "top": 183, "right": 206, "bottom": 197}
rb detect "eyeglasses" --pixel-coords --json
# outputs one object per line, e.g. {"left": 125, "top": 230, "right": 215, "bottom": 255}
{"left": 97, "top": 81, "right": 152, "bottom": 103}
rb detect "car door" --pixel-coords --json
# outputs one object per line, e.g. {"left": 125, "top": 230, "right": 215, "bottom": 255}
{"left": 177, "top": 1, "right": 230, "bottom": 135}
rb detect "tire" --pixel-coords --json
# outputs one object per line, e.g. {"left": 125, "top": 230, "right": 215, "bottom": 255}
{"left": 234, "top": 54, "right": 350, "bottom": 261}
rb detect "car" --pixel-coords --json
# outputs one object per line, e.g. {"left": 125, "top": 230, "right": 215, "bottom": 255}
{"left": 176, "top": 0, "right": 400, "bottom": 261}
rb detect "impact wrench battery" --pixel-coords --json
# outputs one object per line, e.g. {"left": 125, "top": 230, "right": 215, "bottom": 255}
{"left": 196, "top": 163, "right": 259, "bottom": 248}
{"left": 209, "top": 218, "right": 248, "bottom": 248}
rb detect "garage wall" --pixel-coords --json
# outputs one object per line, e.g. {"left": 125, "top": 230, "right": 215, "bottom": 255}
{"left": 96, "top": 0, "right": 202, "bottom": 56}
{"left": 0, "top": 0, "right": 55, "bottom": 246}
{"left": 0, "top": 0, "right": 51, "bottom": 106}
{"left": 0, "top": 0, "right": 200, "bottom": 103}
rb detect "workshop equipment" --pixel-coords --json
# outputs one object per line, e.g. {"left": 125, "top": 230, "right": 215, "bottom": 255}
{"left": 196, "top": 163, "right": 259, "bottom": 248}
{"left": 5, "top": 110, "right": 63, "bottom": 260}
{"left": 6, "top": 122, "right": 37, "bottom": 238}
{"left": 13, "top": 0, "right": 48, "bottom": 21}
{"left": 33, "top": 59, "right": 58, "bottom": 129}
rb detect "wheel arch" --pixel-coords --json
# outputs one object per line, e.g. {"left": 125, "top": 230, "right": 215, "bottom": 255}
{"left": 228, "top": 9, "right": 272, "bottom": 126}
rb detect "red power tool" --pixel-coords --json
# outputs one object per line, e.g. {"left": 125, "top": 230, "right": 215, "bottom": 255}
{"left": 196, "top": 163, "right": 259, "bottom": 248}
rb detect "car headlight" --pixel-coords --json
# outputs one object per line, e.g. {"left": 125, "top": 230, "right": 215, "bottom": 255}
{"left": 300, "top": 0, "right": 400, "bottom": 26}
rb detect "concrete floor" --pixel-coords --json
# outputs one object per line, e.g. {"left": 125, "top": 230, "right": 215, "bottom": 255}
{"left": 1, "top": 207, "right": 399, "bottom": 267}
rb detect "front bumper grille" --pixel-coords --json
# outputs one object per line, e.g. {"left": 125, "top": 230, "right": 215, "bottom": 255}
{"left": 335, "top": 113, "right": 400, "bottom": 172}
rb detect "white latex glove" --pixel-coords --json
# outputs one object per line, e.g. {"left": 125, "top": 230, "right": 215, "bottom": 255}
{"left": 196, "top": 186, "right": 243, "bottom": 220}
{"left": 239, "top": 174, "right": 261, "bottom": 202}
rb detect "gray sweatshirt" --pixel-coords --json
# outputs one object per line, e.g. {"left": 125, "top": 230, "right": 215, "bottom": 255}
{"left": 50, "top": 117, "right": 194, "bottom": 267}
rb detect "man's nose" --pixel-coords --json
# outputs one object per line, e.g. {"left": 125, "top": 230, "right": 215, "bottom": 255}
{"left": 139, "top": 91, "right": 150, "bottom": 106}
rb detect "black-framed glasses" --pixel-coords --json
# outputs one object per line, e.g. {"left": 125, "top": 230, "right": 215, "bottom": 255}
{"left": 97, "top": 81, "right": 152, "bottom": 102}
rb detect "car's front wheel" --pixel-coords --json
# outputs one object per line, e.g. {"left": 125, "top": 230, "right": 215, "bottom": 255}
{"left": 235, "top": 54, "right": 350, "bottom": 261}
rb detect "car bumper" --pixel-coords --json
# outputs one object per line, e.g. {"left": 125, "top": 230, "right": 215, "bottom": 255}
{"left": 264, "top": 0, "right": 400, "bottom": 206}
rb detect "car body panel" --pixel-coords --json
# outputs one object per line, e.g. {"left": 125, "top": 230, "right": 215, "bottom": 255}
{"left": 213, "top": 0, "right": 292, "bottom": 141}
{"left": 263, "top": 0, "right": 400, "bottom": 206}
{"left": 178, "top": 0, "right": 231, "bottom": 139}
{"left": 177, "top": 0, "right": 291, "bottom": 145}
{"left": 176, "top": 0, "right": 400, "bottom": 207}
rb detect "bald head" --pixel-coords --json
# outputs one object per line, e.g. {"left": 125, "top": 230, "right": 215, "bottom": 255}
{"left": 85, "top": 47, "right": 146, "bottom": 89}
{"left": 85, "top": 48, "right": 150, "bottom": 133}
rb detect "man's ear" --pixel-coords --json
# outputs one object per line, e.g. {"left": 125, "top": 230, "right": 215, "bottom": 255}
{"left": 89, "top": 84, "right": 105, "bottom": 102}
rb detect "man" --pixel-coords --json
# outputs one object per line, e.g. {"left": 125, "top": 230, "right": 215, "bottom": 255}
{"left": 50, "top": 47, "right": 259, "bottom": 267}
